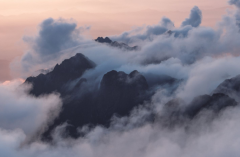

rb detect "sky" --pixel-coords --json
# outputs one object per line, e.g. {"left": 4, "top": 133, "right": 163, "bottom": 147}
{"left": 0, "top": 0, "right": 232, "bottom": 81}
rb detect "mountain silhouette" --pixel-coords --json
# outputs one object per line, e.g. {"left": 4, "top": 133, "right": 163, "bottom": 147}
{"left": 25, "top": 53, "right": 96, "bottom": 96}
{"left": 25, "top": 52, "right": 239, "bottom": 140}
{"left": 25, "top": 53, "right": 153, "bottom": 139}
{"left": 95, "top": 37, "right": 139, "bottom": 51}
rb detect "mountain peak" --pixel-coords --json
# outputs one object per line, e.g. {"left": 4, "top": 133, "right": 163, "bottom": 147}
{"left": 129, "top": 70, "right": 140, "bottom": 77}
{"left": 25, "top": 53, "right": 96, "bottom": 96}
{"left": 95, "top": 37, "right": 112, "bottom": 44}
{"left": 95, "top": 37, "right": 139, "bottom": 51}
{"left": 100, "top": 70, "right": 148, "bottom": 92}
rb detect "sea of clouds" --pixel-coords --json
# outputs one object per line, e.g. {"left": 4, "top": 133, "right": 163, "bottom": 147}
{"left": 2, "top": 0, "right": 240, "bottom": 156}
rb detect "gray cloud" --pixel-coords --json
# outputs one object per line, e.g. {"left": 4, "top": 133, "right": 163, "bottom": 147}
{"left": 0, "top": 80, "right": 62, "bottom": 136}
{"left": 229, "top": 0, "right": 240, "bottom": 8}
{"left": 111, "top": 17, "right": 174, "bottom": 44}
{"left": 0, "top": 95, "right": 240, "bottom": 157}
{"left": 22, "top": 18, "right": 80, "bottom": 62}
{"left": 22, "top": 18, "right": 81, "bottom": 58}
{"left": 228, "top": 0, "right": 240, "bottom": 29}
{"left": 181, "top": 6, "right": 202, "bottom": 27}
{"left": 112, "top": 6, "right": 202, "bottom": 44}
{"left": 161, "top": 17, "right": 175, "bottom": 28}
{"left": 33, "top": 18, "right": 79, "bottom": 55}
{"left": 15, "top": 18, "right": 91, "bottom": 78}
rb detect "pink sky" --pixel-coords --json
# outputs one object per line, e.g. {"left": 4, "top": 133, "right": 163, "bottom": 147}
{"left": 0, "top": 0, "right": 232, "bottom": 81}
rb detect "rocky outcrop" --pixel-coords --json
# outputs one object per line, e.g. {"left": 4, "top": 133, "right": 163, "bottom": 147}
{"left": 214, "top": 75, "right": 240, "bottom": 102}
{"left": 161, "top": 92, "right": 237, "bottom": 125}
{"left": 25, "top": 53, "right": 153, "bottom": 139}
{"left": 95, "top": 37, "right": 112, "bottom": 44}
{"left": 95, "top": 37, "right": 139, "bottom": 51}
{"left": 25, "top": 53, "right": 96, "bottom": 96}
{"left": 184, "top": 93, "right": 237, "bottom": 118}
{"left": 42, "top": 70, "right": 150, "bottom": 139}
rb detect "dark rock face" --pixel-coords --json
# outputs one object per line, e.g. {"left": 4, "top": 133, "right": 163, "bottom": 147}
{"left": 95, "top": 37, "right": 112, "bottom": 44}
{"left": 25, "top": 53, "right": 152, "bottom": 139}
{"left": 162, "top": 93, "right": 237, "bottom": 125}
{"left": 25, "top": 53, "right": 96, "bottom": 96}
{"left": 184, "top": 93, "right": 237, "bottom": 118}
{"left": 110, "top": 41, "right": 138, "bottom": 51}
{"left": 100, "top": 70, "right": 148, "bottom": 92}
{"left": 144, "top": 73, "right": 178, "bottom": 88}
{"left": 95, "top": 70, "right": 149, "bottom": 124}
{"left": 42, "top": 70, "right": 150, "bottom": 139}
{"left": 158, "top": 73, "right": 240, "bottom": 128}
{"left": 95, "top": 37, "right": 138, "bottom": 51}
{"left": 214, "top": 75, "right": 240, "bottom": 100}
{"left": 25, "top": 52, "right": 240, "bottom": 140}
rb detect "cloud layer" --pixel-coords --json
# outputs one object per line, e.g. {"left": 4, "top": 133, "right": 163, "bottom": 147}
{"left": 0, "top": 80, "right": 61, "bottom": 136}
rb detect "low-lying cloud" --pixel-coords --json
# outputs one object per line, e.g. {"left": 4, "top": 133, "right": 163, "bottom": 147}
{"left": 1, "top": 98, "right": 240, "bottom": 157}
{"left": 0, "top": 80, "right": 62, "bottom": 136}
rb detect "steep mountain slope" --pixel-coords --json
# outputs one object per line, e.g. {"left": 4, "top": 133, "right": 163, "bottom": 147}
{"left": 162, "top": 91, "right": 238, "bottom": 125}
{"left": 25, "top": 53, "right": 96, "bottom": 96}
{"left": 43, "top": 70, "right": 150, "bottom": 138}
{"left": 214, "top": 75, "right": 240, "bottom": 101}
{"left": 25, "top": 52, "right": 240, "bottom": 140}
{"left": 184, "top": 93, "right": 237, "bottom": 118}
{"left": 25, "top": 53, "right": 153, "bottom": 139}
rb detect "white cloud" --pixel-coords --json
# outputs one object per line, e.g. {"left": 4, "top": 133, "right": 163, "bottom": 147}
{"left": 0, "top": 80, "right": 62, "bottom": 136}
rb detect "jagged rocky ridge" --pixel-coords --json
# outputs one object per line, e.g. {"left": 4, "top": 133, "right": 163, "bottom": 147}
{"left": 25, "top": 53, "right": 154, "bottom": 139}
{"left": 162, "top": 93, "right": 237, "bottom": 125}
{"left": 26, "top": 53, "right": 96, "bottom": 96}
{"left": 95, "top": 37, "right": 138, "bottom": 51}
{"left": 25, "top": 53, "right": 239, "bottom": 139}
{"left": 214, "top": 74, "right": 240, "bottom": 102}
